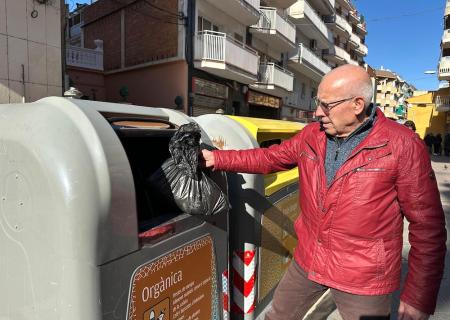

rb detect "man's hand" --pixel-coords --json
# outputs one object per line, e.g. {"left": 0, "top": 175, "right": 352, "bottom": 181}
{"left": 398, "top": 301, "right": 429, "bottom": 320}
{"left": 200, "top": 149, "right": 215, "bottom": 168}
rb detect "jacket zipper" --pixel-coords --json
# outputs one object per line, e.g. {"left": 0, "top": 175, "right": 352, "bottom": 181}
{"left": 355, "top": 168, "right": 386, "bottom": 172}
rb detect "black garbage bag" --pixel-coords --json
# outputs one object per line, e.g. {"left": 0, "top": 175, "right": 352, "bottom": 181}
{"left": 148, "top": 122, "right": 229, "bottom": 216}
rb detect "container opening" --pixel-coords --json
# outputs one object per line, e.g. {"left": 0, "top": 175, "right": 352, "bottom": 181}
{"left": 106, "top": 116, "right": 183, "bottom": 233}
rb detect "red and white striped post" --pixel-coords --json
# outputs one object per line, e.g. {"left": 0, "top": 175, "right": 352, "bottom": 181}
{"left": 231, "top": 243, "right": 257, "bottom": 319}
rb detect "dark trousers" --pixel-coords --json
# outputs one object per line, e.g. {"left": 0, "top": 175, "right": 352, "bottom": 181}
{"left": 265, "top": 261, "right": 391, "bottom": 320}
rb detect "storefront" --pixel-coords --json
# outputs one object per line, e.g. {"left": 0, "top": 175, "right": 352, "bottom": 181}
{"left": 191, "top": 77, "right": 229, "bottom": 116}
{"left": 247, "top": 90, "right": 281, "bottom": 119}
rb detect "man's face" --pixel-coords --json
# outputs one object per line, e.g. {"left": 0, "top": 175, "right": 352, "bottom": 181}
{"left": 315, "top": 81, "right": 361, "bottom": 137}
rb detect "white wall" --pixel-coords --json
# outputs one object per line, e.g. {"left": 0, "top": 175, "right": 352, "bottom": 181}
{"left": 197, "top": 0, "right": 247, "bottom": 41}
{"left": 0, "top": 0, "right": 62, "bottom": 104}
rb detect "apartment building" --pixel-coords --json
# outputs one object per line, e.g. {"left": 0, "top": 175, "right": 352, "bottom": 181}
{"left": 66, "top": 0, "right": 368, "bottom": 120}
{"left": 374, "top": 68, "right": 414, "bottom": 119}
{"left": 437, "top": 0, "right": 450, "bottom": 116}
{"left": 0, "top": 0, "right": 63, "bottom": 104}
{"left": 427, "top": 0, "right": 450, "bottom": 136}
{"left": 284, "top": 0, "right": 368, "bottom": 122}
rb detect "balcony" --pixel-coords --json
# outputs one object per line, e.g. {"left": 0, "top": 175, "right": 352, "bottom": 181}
{"left": 250, "top": 63, "right": 294, "bottom": 97}
{"left": 288, "top": 0, "right": 332, "bottom": 49}
{"left": 439, "top": 81, "right": 450, "bottom": 89}
{"left": 439, "top": 57, "right": 450, "bottom": 81}
{"left": 307, "top": 0, "right": 335, "bottom": 15}
{"left": 355, "top": 42, "right": 368, "bottom": 56}
{"left": 323, "top": 45, "right": 349, "bottom": 65}
{"left": 349, "top": 10, "right": 360, "bottom": 24}
{"left": 327, "top": 14, "right": 352, "bottom": 38}
{"left": 204, "top": 0, "right": 260, "bottom": 25}
{"left": 288, "top": 43, "right": 331, "bottom": 81}
{"left": 443, "top": 30, "right": 450, "bottom": 49}
{"left": 348, "top": 33, "right": 359, "bottom": 48}
{"left": 436, "top": 95, "right": 450, "bottom": 112}
{"left": 340, "top": 0, "right": 353, "bottom": 11}
{"left": 355, "top": 22, "right": 367, "bottom": 36}
{"left": 66, "top": 45, "right": 103, "bottom": 71}
{"left": 263, "top": 0, "right": 296, "bottom": 9}
{"left": 194, "top": 31, "right": 259, "bottom": 84}
{"left": 250, "top": 7, "right": 296, "bottom": 52}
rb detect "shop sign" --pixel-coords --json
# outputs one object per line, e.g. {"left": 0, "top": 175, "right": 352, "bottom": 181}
{"left": 248, "top": 91, "right": 281, "bottom": 109}
{"left": 193, "top": 77, "right": 228, "bottom": 100}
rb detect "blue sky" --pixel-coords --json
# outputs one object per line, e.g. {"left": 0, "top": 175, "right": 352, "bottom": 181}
{"left": 67, "top": 0, "right": 444, "bottom": 90}
{"left": 355, "top": 0, "right": 443, "bottom": 91}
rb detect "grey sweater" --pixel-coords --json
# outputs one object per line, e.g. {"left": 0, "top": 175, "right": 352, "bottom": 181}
{"left": 325, "top": 106, "right": 377, "bottom": 185}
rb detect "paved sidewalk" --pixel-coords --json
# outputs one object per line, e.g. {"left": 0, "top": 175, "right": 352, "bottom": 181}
{"left": 328, "top": 155, "right": 450, "bottom": 320}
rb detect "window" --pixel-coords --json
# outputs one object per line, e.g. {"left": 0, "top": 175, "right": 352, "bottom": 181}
{"left": 301, "top": 83, "right": 306, "bottom": 99}
{"left": 198, "top": 16, "right": 219, "bottom": 32}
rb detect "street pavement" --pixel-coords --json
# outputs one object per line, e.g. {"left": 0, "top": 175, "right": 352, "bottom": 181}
{"left": 327, "top": 155, "right": 450, "bottom": 320}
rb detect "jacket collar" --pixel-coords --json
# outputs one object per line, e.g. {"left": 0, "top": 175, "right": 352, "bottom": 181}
{"left": 305, "top": 106, "right": 388, "bottom": 159}
{"left": 304, "top": 108, "right": 391, "bottom": 188}
{"left": 330, "top": 109, "right": 391, "bottom": 185}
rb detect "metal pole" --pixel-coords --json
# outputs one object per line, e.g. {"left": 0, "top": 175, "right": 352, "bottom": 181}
{"left": 186, "top": 0, "right": 196, "bottom": 116}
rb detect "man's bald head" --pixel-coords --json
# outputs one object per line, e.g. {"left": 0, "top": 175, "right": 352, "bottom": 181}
{"left": 319, "top": 65, "right": 373, "bottom": 108}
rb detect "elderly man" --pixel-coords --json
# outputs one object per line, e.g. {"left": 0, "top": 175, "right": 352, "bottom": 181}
{"left": 201, "top": 65, "right": 447, "bottom": 320}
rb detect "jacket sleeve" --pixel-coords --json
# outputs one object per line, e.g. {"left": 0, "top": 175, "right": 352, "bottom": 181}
{"left": 397, "top": 135, "right": 447, "bottom": 314}
{"left": 212, "top": 130, "right": 303, "bottom": 174}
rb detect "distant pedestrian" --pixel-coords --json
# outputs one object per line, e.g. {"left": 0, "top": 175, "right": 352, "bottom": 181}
{"left": 444, "top": 133, "right": 450, "bottom": 156}
{"left": 434, "top": 133, "right": 443, "bottom": 155}
{"left": 424, "top": 133, "right": 435, "bottom": 154}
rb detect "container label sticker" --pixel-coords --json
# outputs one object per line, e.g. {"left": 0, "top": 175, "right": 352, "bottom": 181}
{"left": 127, "top": 236, "right": 218, "bottom": 320}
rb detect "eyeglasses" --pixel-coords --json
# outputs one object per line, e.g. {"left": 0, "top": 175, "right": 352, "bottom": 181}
{"left": 313, "top": 96, "right": 355, "bottom": 112}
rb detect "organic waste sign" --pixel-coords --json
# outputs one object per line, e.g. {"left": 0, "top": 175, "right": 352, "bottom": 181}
{"left": 127, "top": 236, "right": 218, "bottom": 320}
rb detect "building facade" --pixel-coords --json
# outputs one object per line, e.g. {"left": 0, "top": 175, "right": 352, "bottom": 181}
{"left": 373, "top": 68, "right": 414, "bottom": 120}
{"left": 66, "top": 0, "right": 368, "bottom": 120}
{"left": 0, "top": 0, "right": 63, "bottom": 103}
{"left": 431, "top": 0, "right": 450, "bottom": 129}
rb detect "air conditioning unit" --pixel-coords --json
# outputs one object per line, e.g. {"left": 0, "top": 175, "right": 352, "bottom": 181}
{"left": 310, "top": 39, "right": 317, "bottom": 51}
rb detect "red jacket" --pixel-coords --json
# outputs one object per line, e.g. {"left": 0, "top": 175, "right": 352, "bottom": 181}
{"left": 213, "top": 110, "right": 447, "bottom": 314}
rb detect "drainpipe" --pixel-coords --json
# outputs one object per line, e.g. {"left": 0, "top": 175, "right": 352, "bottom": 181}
{"left": 186, "top": 0, "right": 196, "bottom": 116}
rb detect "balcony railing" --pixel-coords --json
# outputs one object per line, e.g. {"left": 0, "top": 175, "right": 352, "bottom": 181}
{"left": 443, "top": 29, "right": 450, "bottom": 45}
{"left": 334, "top": 45, "right": 350, "bottom": 62}
{"left": 285, "top": 92, "right": 316, "bottom": 110}
{"left": 256, "top": 62, "right": 293, "bottom": 92}
{"left": 439, "top": 81, "right": 450, "bottom": 89}
{"left": 253, "top": 7, "right": 296, "bottom": 44}
{"left": 291, "top": 43, "right": 331, "bottom": 75}
{"left": 439, "top": 57, "right": 450, "bottom": 80}
{"left": 194, "top": 30, "right": 259, "bottom": 77}
{"left": 349, "top": 10, "right": 360, "bottom": 23}
{"left": 66, "top": 45, "right": 103, "bottom": 71}
{"left": 355, "top": 42, "right": 368, "bottom": 55}
{"left": 335, "top": 14, "right": 352, "bottom": 35}
{"left": 288, "top": 1, "right": 329, "bottom": 40}
{"left": 436, "top": 95, "right": 450, "bottom": 112}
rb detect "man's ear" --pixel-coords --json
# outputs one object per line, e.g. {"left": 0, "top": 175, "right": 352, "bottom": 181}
{"left": 354, "top": 97, "right": 365, "bottom": 116}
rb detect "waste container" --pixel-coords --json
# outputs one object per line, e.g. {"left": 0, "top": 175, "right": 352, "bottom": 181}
{"left": 195, "top": 115, "right": 304, "bottom": 319}
{"left": 0, "top": 97, "right": 229, "bottom": 320}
